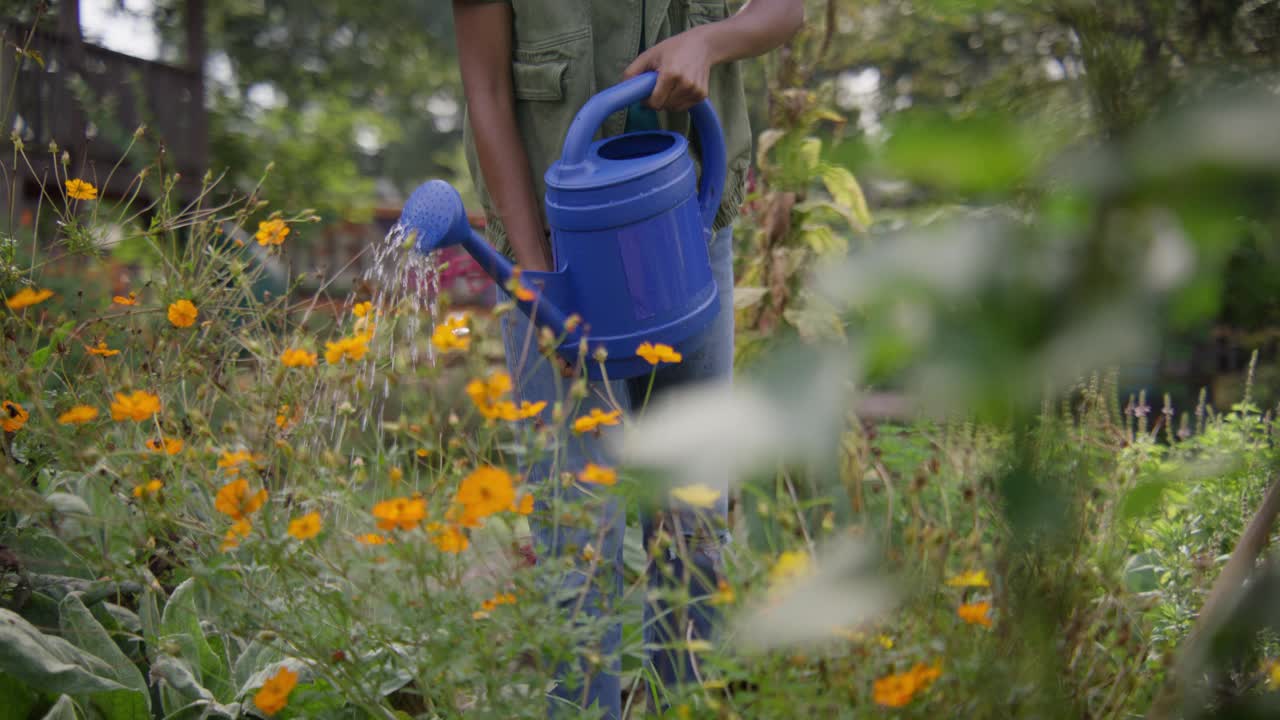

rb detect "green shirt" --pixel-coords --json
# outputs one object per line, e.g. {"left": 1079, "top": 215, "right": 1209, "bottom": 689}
{"left": 462, "top": 0, "right": 752, "bottom": 257}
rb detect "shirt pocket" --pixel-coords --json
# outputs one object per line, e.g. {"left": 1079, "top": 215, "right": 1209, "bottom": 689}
{"left": 511, "top": 25, "right": 591, "bottom": 101}
{"left": 687, "top": 0, "right": 729, "bottom": 24}
{"left": 510, "top": 25, "right": 595, "bottom": 189}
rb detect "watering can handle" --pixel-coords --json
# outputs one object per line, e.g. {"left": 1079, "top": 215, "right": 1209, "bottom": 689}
{"left": 559, "top": 71, "right": 727, "bottom": 231}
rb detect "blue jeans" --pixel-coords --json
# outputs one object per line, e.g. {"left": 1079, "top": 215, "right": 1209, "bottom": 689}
{"left": 500, "top": 227, "right": 735, "bottom": 719}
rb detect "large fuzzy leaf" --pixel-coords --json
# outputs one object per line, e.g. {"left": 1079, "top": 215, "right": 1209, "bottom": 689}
{"left": 0, "top": 608, "right": 127, "bottom": 696}
{"left": 39, "top": 695, "right": 79, "bottom": 720}
{"left": 59, "top": 592, "right": 150, "bottom": 720}
{"left": 160, "top": 579, "right": 232, "bottom": 700}
{"left": 150, "top": 654, "right": 240, "bottom": 718}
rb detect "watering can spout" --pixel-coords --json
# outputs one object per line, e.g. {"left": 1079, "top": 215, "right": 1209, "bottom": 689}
{"left": 397, "top": 180, "right": 572, "bottom": 337}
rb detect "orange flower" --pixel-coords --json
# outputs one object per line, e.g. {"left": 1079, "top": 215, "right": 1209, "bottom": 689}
{"left": 357, "top": 533, "right": 389, "bottom": 545}
{"left": 167, "top": 299, "right": 198, "bottom": 328}
{"left": 280, "top": 348, "right": 317, "bottom": 368}
{"left": 352, "top": 301, "right": 373, "bottom": 318}
{"left": 132, "top": 479, "right": 164, "bottom": 499}
{"left": 511, "top": 493, "right": 534, "bottom": 515}
{"left": 146, "top": 437, "right": 183, "bottom": 455}
{"left": 275, "top": 405, "right": 301, "bottom": 431}
{"left": 571, "top": 407, "right": 622, "bottom": 434}
{"left": 636, "top": 341, "right": 683, "bottom": 365}
{"left": 431, "top": 314, "right": 470, "bottom": 353}
{"left": 86, "top": 341, "right": 120, "bottom": 357}
{"left": 372, "top": 495, "right": 427, "bottom": 531}
{"left": 429, "top": 522, "right": 469, "bottom": 553}
{"left": 217, "top": 449, "right": 261, "bottom": 475}
{"left": 958, "top": 601, "right": 993, "bottom": 628}
{"left": 872, "top": 662, "right": 941, "bottom": 708}
{"left": 255, "top": 218, "right": 290, "bottom": 247}
{"left": 58, "top": 405, "right": 98, "bottom": 425}
{"left": 253, "top": 666, "right": 298, "bottom": 716}
{"left": 288, "top": 512, "right": 322, "bottom": 540}
{"left": 454, "top": 466, "right": 516, "bottom": 525}
{"left": 221, "top": 518, "right": 252, "bottom": 551}
{"left": 324, "top": 332, "right": 371, "bottom": 364}
{"left": 110, "top": 391, "right": 160, "bottom": 422}
{"left": 578, "top": 463, "right": 617, "bottom": 486}
{"left": 5, "top": 287, "right": 54, "bottom": 310}
{"left": 112, "top": 292, "right": 138, "bottom": 306}
{"left": 2, "top": 400, "right": 30, "bottom": 432}
{"left": 65, "top": 178, "right": 98, "bottom": 201}
{"left": 464, "top": 371, "right": 545, "bottom": 422}
{"left": 214, "top": 478, "right": 268, "bottom": 521}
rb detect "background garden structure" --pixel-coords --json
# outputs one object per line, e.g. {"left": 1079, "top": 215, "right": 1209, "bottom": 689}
{"left": 3, "top": 1, "right": 1280, "bottom": 719}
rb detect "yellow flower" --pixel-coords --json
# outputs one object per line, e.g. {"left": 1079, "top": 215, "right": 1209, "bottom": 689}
{"left": 352, "top": 301, "right": 373, "bottom": 318}
{"left": 579, "top": 463, "right": 617, "bottom": 486}
{"left": 112, "top": 292, "right": 138, "bottom": 306}
{"left": 946, "top": 570, "right": 990, "bottom": 588}
{"left": 65, "top": 178, "right": 98, "bottom": 201}
{"left": 878, "top": 634, "right": 895, "bottom": 650}
{"left": 58, "top": 404, "right": 98, "bottom": 425}
{"left": 221, "top": 518, "right": 252, "bottom": 551}
{"left": 5, "top": 287, "right": 54, "bottom": 310}
{"left": 357, "top": 533, "right": 389, "bottom": 545}
{"left": 372, "top": 495, "right": 427, "bottom": 531}
{"left": 873, "top": 662, "right": 941, "bottom": 708}
{"left": 146, "top": 437, "right": 183, "bottom": 455}
{"left": 769, "top": 550, "right": 812, "bottom": 585}
{"left": 214, "top": 479, "right": 268, "bottom": 521}
{"left": 1263, "top": 658, "right": 1280, "bottom": 690}
{"left": 389, "top": 467, "right": 404, "bottom": 483}
{"left": 167, "top": 299, "right": 198, "bottom": 328}
{"left": 636, "top": 341, "right": 683, "bottom": 365}
{"left": 465, "top": 370, "right": 514, "bottom": 418}
{"left": 670, "top": 483, "right": 721, "bottom": 509}
{"left": 253, "top": 666, "right": 298, "bottom": 716}
{"left": 511, "top": 493, "right": 534, "bottom": 516}
{"left": 255, "top": 218, "right": 290, "bottom": 247}
{"left": 454, "top": 466, "right": 516, "bottom": 526}
{"left": 280, "top": 348, "right": 317, "bottom": 368}
{"left": 132, "top": 479, "right": 164, "bottom": 499}
{"left": 429, "top": 522, "right": 469, "bottom": 553}
{"left": 571, "top": 407, "right": 622, "bottom": 434}
{"left": 275, "top": 405, "right": 301, "bottom": 431}
{"left": 431, "top": 314, "right": 471, "bottom": 353}
{"left": 415, "top": 448, "right": 430, "bottom": 458}
{"left": 217, "top": 449, "right": 260, "bottom": 475}
{"left": 1, "top": 400, "right": 28, "bottom": 432}
{"left": 324, "top": 332, "right": 371, "bottom": 364}
{"left": 288, "top": 512, "right": 322, "bottom": 540}
{"left": 86, "top": 341, "right": 120, "bottom": 357}
{"left": 110, "top": 391, "right": 161, "bottom": 422}
{"left": 710, "top": 578, "right": 735, "bottom": 606}
{"left": 958, "top": 601, "right": 993, "bottom": 628}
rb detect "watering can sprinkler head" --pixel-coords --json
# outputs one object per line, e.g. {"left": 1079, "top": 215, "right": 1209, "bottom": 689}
{"left": 398, "top": 179, "right": 574, "bottom": 341}
{"left": 398, "top": 179, "right": 472, "bottom": 255}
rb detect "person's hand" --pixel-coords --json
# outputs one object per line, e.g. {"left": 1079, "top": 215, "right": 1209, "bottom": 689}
{"left": 623, "top": 26, "right": 715, "bottom": 112}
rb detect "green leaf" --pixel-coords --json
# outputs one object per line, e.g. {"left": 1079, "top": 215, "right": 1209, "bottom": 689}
{"left": 819, "top": 165, "right": 872, "bottom": 229}
{"left": 29, "top": 344, "right": 52, "bottom": 369}
{"left": 882, "top": 111, "right": 1035, "bottom": 194}
{"left": 160, "top": 579, "right": 232, "bottom": 701}
{"left": 40, "top": 695, "right": 78, "bottom": 720}
{"left": 0, "top": 671, "right": 40, "bottom": 719}
{"left": 798, "top": 224, "right": 847, "bottom": 256}
{"left": 1121, "top": 478, "right": 1172, "bottom": 520}
{"left": 59, "top": 593, "right": 150, "bottom": 709}
{"left": 0, "top": 608, "right": 128, "bottom": 696}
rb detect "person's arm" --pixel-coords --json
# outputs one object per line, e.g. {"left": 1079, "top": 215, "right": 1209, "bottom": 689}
{"left": 623, "top": 0, "right": 805, "bottom": 111}
{"left": 453, "top": 1, "right": 553, "bottom": 272}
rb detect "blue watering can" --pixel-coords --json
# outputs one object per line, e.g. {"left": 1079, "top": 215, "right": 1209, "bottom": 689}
{"left": 398, "top": 71, "right": 726, "bottom": 380}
